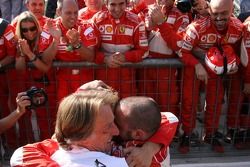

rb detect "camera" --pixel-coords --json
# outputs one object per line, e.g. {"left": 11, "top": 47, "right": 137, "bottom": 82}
{"left": 176, "top": 0, "right": 192, "bottom": 13}
{"left": 26, "top": 87, "right": 48, "bottom": 109}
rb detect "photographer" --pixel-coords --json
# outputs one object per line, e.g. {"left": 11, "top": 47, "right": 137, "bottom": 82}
{"left": 0, "top": 92, "right": 29, "bottom": 134}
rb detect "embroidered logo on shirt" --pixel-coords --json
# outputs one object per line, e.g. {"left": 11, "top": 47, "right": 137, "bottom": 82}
{"left": 95, "top": 159, "right": 106, "bottom": 167}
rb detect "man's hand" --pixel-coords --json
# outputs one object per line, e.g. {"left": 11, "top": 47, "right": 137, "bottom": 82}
{"left": 16, "top": 92, "right": 31, "bottom": 115}
{"left": 243, "top": 83, "right": 250, "bottom": 94}
{"left": 195, "top": 63, "right": 208, "bottom": 84}
{"left": 149, "top": 5, "right": 165, "bottom": 25}
{"left": 227, "top": 64, "right": 238, "bottom": 75}
{"left": 124, "top": 146, "right": 152, "bottom": 167}
{"left": 104, "top": 52, "right": 125, "bottom": 68}
{"left": 45, "top": 19, "right": 62, "bottom": 42}
{"left": 66, "top": 28, "right": 80, "bottom": 46}
{"left": 124, "top": 142, "right": 160, "bottom": 167}
{"left": 77, "top": 80, "right": 111, "bottom": 91}
{"left": 130, "top": 0, "right": 141, "bottom": 7}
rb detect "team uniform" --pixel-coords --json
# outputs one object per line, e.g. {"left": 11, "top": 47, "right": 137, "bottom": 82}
{"left": 10, "top": 112, "right": 178, "bottom": 167}
{"left": 226, "top": 17, "right": 250, "bottom": 130}
{"left": 137, "top": 6, "right": 189, "bottom": 114}
{"left": 0, "top": 19, "right": 17, "bottom": 149}
{"left": 112, "top": 112, "right": 178, "bottom": 167}
{"left": 179, "top": 16, "right": 243, "bottom": 136}
{"left": 93, "top": 10, "right": 148, "bottom": 98}
{"left": 55, "top": 18, "right": 97, "bottom": 101}
{"left": 79, "top": 6, "right": 106, "bottom": 21}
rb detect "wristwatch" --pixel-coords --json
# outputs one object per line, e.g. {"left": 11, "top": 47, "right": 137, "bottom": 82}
{"left": 73, "top": 42, "right": 82, "bottom": 50}
{"left": 30, "top": 55, "right": 38, "bottom": 62}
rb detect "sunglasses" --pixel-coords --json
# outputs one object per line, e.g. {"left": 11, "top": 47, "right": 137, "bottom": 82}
{"left": 21, "top": 26, "right": 37, "bottom": 33}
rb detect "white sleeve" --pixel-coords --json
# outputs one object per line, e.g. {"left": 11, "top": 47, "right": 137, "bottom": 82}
{"left": 10, "top": 147, "right": 23, "bottom": 166}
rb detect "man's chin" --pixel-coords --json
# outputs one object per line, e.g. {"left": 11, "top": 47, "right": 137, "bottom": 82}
{"left": 216, "top": 25, "right": 227, "bottom": 31}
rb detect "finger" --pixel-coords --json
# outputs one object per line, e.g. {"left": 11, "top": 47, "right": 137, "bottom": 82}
{"left": 127, "top": 158, "right": 137, "bottom": 167}
{"left": 123, "top": 147, "right": 133, "bottom": 155}
{"left": 78, "top": 26, "right": 81, "bottom": 34}
{"left": 96, "top": 80, "right": 109, "bottom": 89}
{"left": 204, "top": 75, "right": 208, "bottom": 85}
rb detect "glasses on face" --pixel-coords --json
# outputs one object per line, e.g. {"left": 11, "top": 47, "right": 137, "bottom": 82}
{"left": 21, "top": 26, "right": 37, "bottom": 33}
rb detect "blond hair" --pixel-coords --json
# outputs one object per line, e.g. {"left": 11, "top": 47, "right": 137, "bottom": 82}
{"left": 55, "top": 89, "right": 119, "bottom": 150}
{"left": 15, "top": 11, "right": 41, "bottom": 40}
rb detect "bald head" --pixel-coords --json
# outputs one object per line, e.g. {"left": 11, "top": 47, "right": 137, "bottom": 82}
{"left": 210, "top": 0, "right": 233, "bottom": 11}
{"left": 209, "top": 0, "right": 233, "bottom": 31}
{"left": 57, "top": 0, "right": 78, "bottom": 29}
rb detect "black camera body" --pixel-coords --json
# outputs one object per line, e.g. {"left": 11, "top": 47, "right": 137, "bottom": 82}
{"left": 176, "top": 0, "right": 192, "bottom": 13}
{"left": 26, "top": 87, "right": 48, "bottom": 109}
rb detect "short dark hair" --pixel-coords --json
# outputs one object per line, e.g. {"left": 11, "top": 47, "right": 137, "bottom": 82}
{"left": 118, "top": 96, "right": 161, "bottom": 135}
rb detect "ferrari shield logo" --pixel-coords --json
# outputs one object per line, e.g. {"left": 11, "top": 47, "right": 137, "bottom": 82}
{"left": 119, "top": 25, "right": 125, "bottom": 34}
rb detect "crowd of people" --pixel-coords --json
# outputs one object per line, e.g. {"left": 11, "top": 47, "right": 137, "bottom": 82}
{"left": 0, "top": 0, "right": 250, "bottom": 164}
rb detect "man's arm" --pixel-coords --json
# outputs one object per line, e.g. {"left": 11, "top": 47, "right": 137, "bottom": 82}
{"left": 123, "top": 112, "right": 179, "bottom": 167}
{"left": 0, "top": 92, "right": 29, "bottom": 134}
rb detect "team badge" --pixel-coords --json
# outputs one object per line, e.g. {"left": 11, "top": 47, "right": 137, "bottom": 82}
{"left": 106, "top": 26, "right": 113, "bottom": 33}
{"left": 201, "top": 35, "right": 206, "bottom": 42}
{"left": 207, "top": 34, "right": 217, "bottom": 43}
{"left": 99, "top": 26, "right": 105, "bottom": 33}
{"left": 119, "top": 25, "right": 125, "bottom": 34}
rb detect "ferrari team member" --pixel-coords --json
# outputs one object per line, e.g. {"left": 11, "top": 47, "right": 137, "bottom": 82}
{"left": 113, "top": 97, "right": 179, "bottom": 167}
{"left": 12, "top": 0, "right": 49, "bottom": 28}
{"left": 225, "top": 16, "right": 250, "bottom": 148}
{"left": 178, "top": 0, "right": 243, "bottom": 153}
{"left": 43, "top": 0, "right": 97, "bottom": 102}
{"left": 0, "top": 18, "right": 17, "bottom": 151}
{"left": 137, "top": 0, "right": 189, "bottom": 114}
{"left": 93, "top": 0, "right": 148, "bottom": 98}
{"left": 78, "top": 0, "right": 105, "bottom": 21}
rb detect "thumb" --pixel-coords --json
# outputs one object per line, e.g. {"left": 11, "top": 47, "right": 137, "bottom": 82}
{"left": 78, "top": 26, "right": 82, "bottom": 34}
{"left": 204, "top": 75, "right": 208, "bottom": 85}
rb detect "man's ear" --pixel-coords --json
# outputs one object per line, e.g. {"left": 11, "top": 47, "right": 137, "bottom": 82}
{"left": 132, "top": 129, "right": 146, "bottom": 140}
{"left": 56, "top": 8, "right": 62, "bottom": 17}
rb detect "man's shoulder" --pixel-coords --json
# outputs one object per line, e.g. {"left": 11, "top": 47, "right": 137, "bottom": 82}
{"left": 92, "top": 10, "right": 109, "bottom": 24}
{"left": 229, "top": 17, "right": 244, "bottom": 32}
{"left": 79, "top": 7, "right": 88, "bottom": 15}
{"left": 125, "top": 10, "right": 141, "bottom": 25}
{"left": 187, "top": 16, "right": 211, "bottom": 34}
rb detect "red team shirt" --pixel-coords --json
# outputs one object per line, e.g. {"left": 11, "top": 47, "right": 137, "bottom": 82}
{"left": 179, "top": 16, "right": 243, "bottom": 67}
{"left": 55, "top": 18, "right": 97, "bottom": 62}
{"left": 92, "top": 10, "right": 149, "bottom": 64}
{"left": 0, "top": 20, "right": 16, "bottom": 59}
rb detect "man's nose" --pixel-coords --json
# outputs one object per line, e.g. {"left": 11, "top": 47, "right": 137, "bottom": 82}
{"left": 111, "top": 123, "right": 119, "bottom": 136}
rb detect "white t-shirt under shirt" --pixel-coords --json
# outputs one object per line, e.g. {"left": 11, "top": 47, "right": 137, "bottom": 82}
{"left": 51, "top": 146, "right": 128, "bottom": 167}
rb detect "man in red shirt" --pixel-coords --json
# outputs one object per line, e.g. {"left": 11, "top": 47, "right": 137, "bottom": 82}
{"left": 43, "top": 0, "right": 97, "bottom": 102}
{"left": 137, "top": 0, "right": 189, "bottom": 114}
{"left": 178, "top": 0, "right": 243, "bottom": 153}
{"left": 12, "top": 0, "right": 49, "bottom": 28}
{"left": 93, "top": 0, "right": 148, "bottom": 98}
{"left": 0, "top": 18, "right": 17, "bottom": 153}
{"left": 113, "top": 96, "right": 178, "bottom": 167}
{"left": 225, "top": 16, "right": 250, "bottom": 148}
{"left": 78, "top": 0, "right": 105, "bottom": 21}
